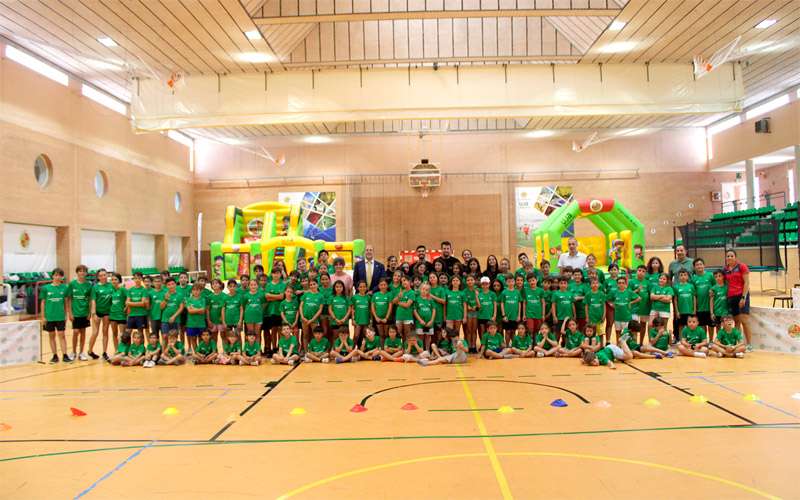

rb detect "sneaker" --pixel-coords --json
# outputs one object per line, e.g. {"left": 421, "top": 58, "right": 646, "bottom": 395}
{"left": 78, "top": 352, "right": 89, "bottom": 361}
{"left": 270, "top": 358, "right": 277, "bottom": 365}
{"left": 335, "top": 356, "right": 345, "bottom": 364}
{"left": 102, "top": 352, "right": 110, "bottom": 362}
{"left": 746, "top": 344, "right": 753, "bottom": 352}
{"left": 654, "top": 353, "right": 663, "bottom": 359}
{"left": 251, "top": 361, "right": 259, "bottom": 366}
{"left": 735, "top": 352, "right": 744, "bottom": 358}
{"left": 536, "top": 351, "right": 544, "bottom": 358}
{"left": 303, "top": 356, "right": 311, "bottom": 363}
{"left": 88, "top": 351, "right": 100, "bottom": 360}
{"left": 666, "top": 351, "right": 675, "bottom": 358}
{"left": 417, "top": 359, "right": 429, "bottom": 366}
{"left": 372, "top": 355, "right": 381, "bottom": 361}
{"left": 715, "top": 351, "right": 724, "bottom": 358}
{"left": 143, "top": 361, "right": 152, "bottom": 368}
{"left": 694, "top": 352, "right": 707, "bottom": 358}
{"left": 503, "top": 354, "right": 514, "bottom": 359}
{"left": 49, "top": 354, "right": 60, "bottom": 364}
{"left": 288, "top": 359, "right": 295, "bottom": 366}
{"left": 322, "top": 357, "right": 330, "bottom": 363}
{"left": 62, "top": 354, "right": 74, "bottom": 363}
{"left": 67, "top": 353, "right": 76, "bottom": 362}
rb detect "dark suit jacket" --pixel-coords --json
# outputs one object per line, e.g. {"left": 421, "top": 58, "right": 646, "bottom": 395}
{"left": 353, "top": 260, "right": 386, "bottom": 293}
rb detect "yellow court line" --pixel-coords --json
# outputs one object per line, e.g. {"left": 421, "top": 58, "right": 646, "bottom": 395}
{"left": 455, "top": 364, "right": 514, "bottom": 500}
{"left": 277, "top": 451, "right": 781, "bottom": 499}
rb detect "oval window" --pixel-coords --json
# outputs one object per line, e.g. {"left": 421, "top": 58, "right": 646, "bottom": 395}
{"left": 34, "top": 154, "right": 52, "bottom": 188}
{"left": 94, "top": 170, "right": 108, "bottom": 198}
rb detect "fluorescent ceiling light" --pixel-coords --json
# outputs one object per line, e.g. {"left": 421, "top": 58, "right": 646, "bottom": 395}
{"left": 5, "top": 45, "right": 68, "bottom": 86}
{"left": 745, "top": 94, "right": 790, "bottom": 120}
{"left": 755, "top": 19, "right": 776, "bottom": 29}
{"left": 707, "top": 115, "right": 741, "bottom": 136}
{"left": 167, "top": 130, "right": 193, "bottom": 149}
{"left": 599, "top": 41, "right": 637, "bottom": 53}
{"left": 303, "top": 135, "right": 333, "bottom": 144}
{"left": 608, "top": 20, "right": 626, "bottom": 31}
{"left": 244, "top": 30, "right": 262, "bottom": 40}
{"left": 97, "top": 36, "right": 117, "bottom": 47}
{"left": 741, "top": 41, "right": 775, "bottom": 53}
{"left": 616, "top": 128, "right": 649, "bottom": 136}
{"left": 754, "top": 155, "right": 793, "bottom": 165}
{"left": 218, "top": 137, "right": 246, "bottom": 146}
{"left": 525, "top": 130, "right": 555, "bottom": 138}
{"left": 81, "top": 84, "right": 127, "bottom": 115}
{"left": 238, "top": 52, "right": 273, "bottom": 63}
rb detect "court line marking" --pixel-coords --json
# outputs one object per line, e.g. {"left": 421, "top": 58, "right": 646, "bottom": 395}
{"left": 2, "top": 423, "right": 797, "bottom": 463}
{"left": 696, "top": 376, "right": 800, "bottom": 420}
{"left": 276, "top": 451, "right": 780, "bottom": 500}
{"left": 0, "top": 364, "right": 91, "bottom": 385}
{"left": 624, "top": 363, "right": 757, "bottom": 425}
{"left": 455, "top": 365, "right": 513, "bottom": 500}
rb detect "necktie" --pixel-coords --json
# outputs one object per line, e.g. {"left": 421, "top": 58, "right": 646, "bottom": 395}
{"left": 366, "top": 261, "right": 373, "bottom": 286}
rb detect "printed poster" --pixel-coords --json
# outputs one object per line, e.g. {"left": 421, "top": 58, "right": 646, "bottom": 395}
{"left": 515, "top": 186, "right": 574, "bottom": 247}
{"left": 278, "top": 192, "right": 337, "bottom": 241}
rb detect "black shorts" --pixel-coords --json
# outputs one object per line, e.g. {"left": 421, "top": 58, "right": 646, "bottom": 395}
{"left": 126, "top": 316, "right": 148, "bottom": 330}
{"left": 696, "top": 311, "right": 712, "bottom": 327}
{"left": 72, "top": 316, "right": 90, "bottom": 329}
{"left": 728, "top": 295, "right": 750, "bottom": 316}
{"left": 502, "top": 320, "right": 517, "bottom": 331}
{"left": 263, "top": 315, "right": 282, "bottom": 329}
{"left": 676, "top": 315, "right": 689, "bottom": 330}
{"left": 149, "top": 319, "right": 162, "bottom": 334}
{"left": 477, "top": 318, "right": 490, "bottom": 326}
{"left": 96, "top": 312, "right": 109, "bottom": 318}
{"left": 43, "top": 320, "right": 66, "bottom": 332}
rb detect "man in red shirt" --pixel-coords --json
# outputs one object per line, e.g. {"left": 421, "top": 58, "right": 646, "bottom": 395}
{"left": 722, "top": 249, "right": 751, "bottom": 351}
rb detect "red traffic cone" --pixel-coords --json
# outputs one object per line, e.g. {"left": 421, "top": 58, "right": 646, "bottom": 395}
{"left": 401, "top": 402, "right": 418, "bottom": 411}
{"left": 0, "top": 423, "right": 11, "bottom": 431}
{"left": 350, "top": 404, "right": 367, "bottom": 413}
{"left": 70, "top": 407, "right": 87, "bottom": 417}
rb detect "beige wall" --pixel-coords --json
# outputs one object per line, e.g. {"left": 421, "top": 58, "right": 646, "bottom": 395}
{"left": 0, "top": 45, "right": 194, "bottom": 277}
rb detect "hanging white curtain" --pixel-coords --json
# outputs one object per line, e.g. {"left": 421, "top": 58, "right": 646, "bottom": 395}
{"left": 168, "top": 236, "right": 184, "bottom": 267}
{"left": 131, "top": 233, "right": 156, "bottom": 269}
{"left": 81, "top": 230, "right": 116, "bottom": 272}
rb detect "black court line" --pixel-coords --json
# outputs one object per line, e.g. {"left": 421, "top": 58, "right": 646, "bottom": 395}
{"left": 208, "top": 362, "right": 301, "bottom": 441}
{"left": 0, "top": 363, "right": 92, "bottom": 385}
{"left": 624, "top": 363, "right": 757, "bottom": 425}
{"left": 359, "top": 379, "right": 591, "bottom": 407}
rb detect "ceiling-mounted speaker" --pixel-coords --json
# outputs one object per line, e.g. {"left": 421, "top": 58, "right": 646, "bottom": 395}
{"left": 755, "top": 118, "right": 771, "bottom": 133}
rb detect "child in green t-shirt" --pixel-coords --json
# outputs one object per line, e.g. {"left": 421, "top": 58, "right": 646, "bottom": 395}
{"left": 160, "top": 330, "right": 186, "bottom": 365}
{"left": 414, "top": 283, "right": 437, "bottom": 350}
{"left": 143, "top": 331, "right": 161, "bottom": 368}
{"left": 580, "top": 324, "right": 602, "bottom": 353}
{"left": 379, "top": 325, "right": 405, "bottom": 362}
{"left": 643, "top": 318, "right": 673, "bottom": 358}
{"left": 40, "top": 267, "right": 69, "bottom": 364}
{"left": 551, "top": 277, "right": 576, "bottom": 327}
{"left": 677, "top": 315, "right": 709, "bottom": 358}
{"left": 710, "top": 316, "right": 745, "bottom": 358}
{"left": 332, "top": 327, "right": 359, "bottom": 363}
{"left": 193, "top": 330, "right": 218, "bottom": 365}
{"left": 394, "top": 276, "right": 417, "bottom": 339}
{"left": 533, "top": 322, "right": 560, "bottom": 358}
{"left": 241, "top": 331, "right": 263, "bottom": 366}
{"left": 110, "top": 330, "right": 131, "bottom": 366}
{"left": 581, "top": 329, "right": 635, "bottom": 369}
{"left": 479, "top": 321, "right": 511, "bottom": 360}
{"left": 358, "top": 327, "right": 383, "bottom": 361}
{"left": 402, "top": 331, "right": 430, "bottom": 362}
{"left": 218, "top": 329, "right": 242, "bottom": 365}
{"left": 351, "top": 281, "right": 372, "bottom": 345}
{"left": 123, "top": 330, "right": 146, "bottom": 367}
{"left": 559, "top": 318, "right": 585, "bottom": 358}
{"left": 420, "top": 327, "right": 468, "bottom": 366}
{"left": 300, "top": 280, "right": 325, "bottom": 348}
{"left": 609, "top": 277, "right": 641, "bottom": 341}
{"left": 509, "top": 322, "right": 534, "bottom": 358}
{"left": 371, "top": 278, "right": 395, "bottom": 340}
{"left": 709, "top": 271, "right": 729, "bottom": 342}
{"left": 305, "top": 326, "right": 331, "bottom": 363}
{"left": 272, "top": 325, "right": 300, "bottom": 365}
{"left": 584, "top": 278, "right": 607, "bottom": 342}
{"left": 673, "top": 269, "right": 697, "bottom": 333}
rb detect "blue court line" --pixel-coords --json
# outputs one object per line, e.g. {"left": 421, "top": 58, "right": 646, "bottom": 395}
{"left": 695, "top": 376, "right": 800, "bottom": 420}
{"left": 73, "top": 441, "right": 154, "bottom": 499}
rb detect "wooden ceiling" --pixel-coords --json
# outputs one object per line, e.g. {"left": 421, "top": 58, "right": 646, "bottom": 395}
{"left": 0, "top": 0, "right": 797, "bottom": 136}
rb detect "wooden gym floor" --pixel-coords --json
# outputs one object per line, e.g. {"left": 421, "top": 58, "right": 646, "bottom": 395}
{"left": 1, "top": 340, "right": 800, "bottom": 499}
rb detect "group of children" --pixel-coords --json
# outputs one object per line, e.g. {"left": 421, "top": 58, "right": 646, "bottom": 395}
{"left": 38, "top": 250, "right": 748, "bottom": 369}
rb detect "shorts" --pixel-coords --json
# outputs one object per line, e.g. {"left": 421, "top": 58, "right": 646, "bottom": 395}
{"left": 149, "top": 319, "right": 161, "bottom": 334}
{"left": 95, "top": 312, "right": 109, "bottom": 318}
{"left": 396, "top": 320, "right": 414, "bottom": 326}
{"left": 651, "top": 311, "right": 671, "bottom": 319}
{"left": 43, "top": 320, "right": 66, "bottom": 332}
{"left": 696, "top": 311, "right": 712, "bottom": 327}
{"left": 263, "top": 315, "right": 282, "bottom": 329}
{"left": 613, "top": 321, "right": 627, "bottom": 332}
{"left": 607, "top": 343, "right": 625, "bottom": 360}
{"left": 467, "top": 311, "right": 478, "bottom": 319}
{"left": 712, "top": 316, "right": 724, "bottom": 328}
{"left": 161, "top": 321, "right": 179, "bottom": 334}
{"left": 180, "top": 310, "right": 188, "bottom": 324}
{"left": 444, "top": 350, "right": 468, "bottom": 364}
{"left": 126, "top": 315, "right": 147, "bottom": 330}
{"left": 728, "top": 295, "right": 750, "bottom": 316}
{"left": 72, "top": 316, "right": 90, "bottom": 329}
{"left": 675, "top": 315, "right": 690, "bottom": 330}
{"left": 502, "top": 320, "right": 517, "bottom": 331}
{"left": 477, "top": 318, "right": 490, "bottom": 326}
{"left": 186, "top": 327, "right": 204, "bottom": 337}
{"left": 416, "top": 327, "right": 434, "bottom": 336}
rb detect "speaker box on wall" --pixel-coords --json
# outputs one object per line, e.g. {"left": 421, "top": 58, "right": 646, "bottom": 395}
{"left": 755, "top": 118, "right": 771, "bottom": 133}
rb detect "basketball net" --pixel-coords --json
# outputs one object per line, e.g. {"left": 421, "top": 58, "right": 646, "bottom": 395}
{"left": 419, "top": 180, "right": 430, "bottom": 198}
{"left": 693, "top": 36, "right": 740, "bottom": 79}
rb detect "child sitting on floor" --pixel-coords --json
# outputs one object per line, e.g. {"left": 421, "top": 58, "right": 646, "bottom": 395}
{"left": 580, "top": 324, "right": 602, "bottom": 353}
{"left": 480, "top": 321, "right": 511, "bottom": 359}
{"left": 677, "top": 314, "right": 709, "bottom": 358}
{"left": 419, "top": 327, "right": 468, "bottom": 366}
{"left": 272, "top": 324, "right": 300, "bottom": 365}
{"left": 533, "top": 323, "right": 559, "bottom": 358}
{"left": 645, "top": 318, "right": 674, "bottom": 358}
{"left": 710, "top": 316, "right": 746, "bottom": 358}
{"left": 218, "top": 329, "right": 242, "bottom": 365}
{"left": 304, "top": 326, "right": 331, "bottom": 363}
{"left": 122, "top": 330, "right": 146, "bottom": 366}
{"left": 160, "top": 330, "right": 186, "bottom": 365}
{"left": 509, "top": 322, "right": 534, "bottom": 358}
{"left": 402, "top": 331, "right": 430, "bottom": 362}
{"left": 559, "top": 318, "right": 584, "bottom": 358}
{"left": 359, "top": 326, "right": 383, "bottom": 361}
{"left": 241, "top": 331, "right": 263, "bottom": 366}
{"left": 193, "top": 330, "right": 218, "bottom": 365}
{"left": 332, "top": 327, "right": 359, "bottom": 363}
{"left": 380, "top": 325, "right": 405, "bottom": 362}
{"left": 143, "top": 331, "right": 161, "bottom": 368}
{"left": 110, "top": 330, "right": 131, "bottom": 365}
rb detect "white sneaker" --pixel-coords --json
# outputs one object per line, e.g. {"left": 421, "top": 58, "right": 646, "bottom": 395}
{"left": 143, "top": 361, "right": 152, "bottom": 368}
{"left": 322, "top": 357, "right": 330, "bottom": 363}
{"left": 303, "top": 356, "right": 311, "bottom": 363}
{"left": 78, "top": 352, "right": 89, "bottom": 361}
{"left": 288, "top": 359, "right": 295, "bottom": 366}
{"left": 536, "top": 352, "right": 544, "bottom": 358}
{"left": 746, "top": 344, "right": 753, "bottom": 352}
{"left": 735, "top": 352, "right": 744, "bottom": 358}
{"left": 715, "top": 351, "right": 724, "bottom": 358}
{"left": 270, "top": 358, "right": 277, "bottom": 364}
{"left": 694, "top": 352, "right": 707, "bottom": 358}
{"left": 68, "top": 353, "right": 76, "bottom": 362}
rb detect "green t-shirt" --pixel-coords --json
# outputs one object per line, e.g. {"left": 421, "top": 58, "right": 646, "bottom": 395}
{"left": 673, "top": 282, "right": 696, "bottom": 315}
{"left": 596, "top": 346, "right": 614, "bottom": 365}
{"left": 430, "top": 286, "right": 447, "bottom": 324}
{"left": 308, "top": 337, "right": 330, "bottom": 353}
{"left": 372, "top": 291, "right": 393, "bottom": 320}
{"left": 629, "top": 278, "right": 651, "bottom": 316}
{"left": 511, "top": 334, "right": 532, "bottom": 350}
{"left": 414, "top": 296, "right": 435, "bottom": 327}
{"left": 543, "top": 289, "right": 553, "bottom": 319}
{"left": 334, "top": 337, "right": 354, "bottom": 352}
{"left": 564, "top": 329, "right": 584, "bottom": 350}
{"left": 223, "top": 293, "right": 242, "bottom": 326}
{"left": 396, "top": 289, "right": 416, "bottom": 321}
{"left": 224, "top": 341, "right": 242, "bottom": 354}
{"left": 177, "top": 284, "right": 191, "bottom": 301}
{"left": 500, "top": 289, "right": 522, "bottom": 321}
{"left": 535, "top": 331, "right": 559, "bottom": 347}
{"left": 128, "top": 343, "right": 145, "bottom": 356}
{"left": 363, "top": 336, "right": 382, "bottom": 351}
{"left": 443, "top": 289, "right": 464, "bottom": 321}
{"left": 264, "top": 280, "right": 287, "bottom": 316}
{"left": 551, "top": 290, "right": 574, "bottom": 320}
{"left": 185, "top": 296, "right": 207, "bottom": 328}
{"left": 622, "top": 328, "right": 641, "bottom": 351}
{"left": 278, "top": 335, "right": 298, "bottom": 353}
{"left": 67, "top": 280, "right": 92, "bottom": 318}
{"left": 126, "top": 286, "right": 149, "bottom": 317}
{"left": 568, "top": 282, "right": 588, "bottom": 319}
{"left": 161, "top": 290, "right": 184, "bottom": 324}
{"left": 280, "top": 299, "right": 299, "bottom": 325}
{"left": 692, "top": 273, "right": 715, "bottom": 313}
{"left": 524, "top": 287, "right": 545, "bottom": 320}
{"left": 584, "top": 289, "right": 606, "bottom": 325}
{"left": 166, "top": 341, "right": 185, "bottom": 357}
{"left": 384, "top": 337, "right": 403, "bottom": 349}
{"left": 242, "top": 291, "right": 266, "bottom": 324}
{"left": 717, "top": 327, "right": 742, "bottom": 346}
{"left": 604, "top": 278, "right": 620, "bottom": 296}
{"left": 116, "top": 342, "right": 130, "bottom": 355}
{"left": 463, "top": 287, "right": 479, "bottom": 312}
{"left": 148, "top": 288, "right": 166, "bottom": 321}
{"left": 146, "top": 342, "right": 161, "bottom": 352}
{"left": 710, "top": 283, "right": 729, "bottom": 317}
{"left": 41, "top": 283, "right": 68, "bottom": 322}
{"left": 109, "top": 286, "right": 127, "bottom": 321}
{"left": 481, "top": 332, "right": 504, "bottom": 351}
{"left": 477, "top": 290, "right": 496, "bottom": 320}
{"left": 611, "top": 288, "right": 637, "bottom": 323}
{"left": 243, "top": 340, "right": 260, "bottom": 356}
{"left": 404, "top": 339, "right": 425, "bottom": 354}
{"left": 648, "top": 328, "right": 670, "bottom": 351}
{"left": 302, "top": 291, "right": 324, "bottom": 321}
{"left": 91, "top": 282, "right": 114, "bottom": 314}
{"left": 682, "top": 326, "right": 707, "bottom": 345}
{"left": 196, "top": 339, "right": 215, "bottom": 355}
{"left": 650, "top": 285, "right": 674, "bottom": 313}
{"left": 207, "top": 292, "right": 226, "bottom": 324}
{"left": 330, "top": 295, "right": 351, "bottom": 322}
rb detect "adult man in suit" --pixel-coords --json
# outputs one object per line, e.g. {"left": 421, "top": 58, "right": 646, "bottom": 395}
{"left": 353, "top": 244, "right": 386, "bottom": 294}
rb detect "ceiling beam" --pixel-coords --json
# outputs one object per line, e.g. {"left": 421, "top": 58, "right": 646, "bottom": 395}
{"left": 282, "top": 55, "right": 582, "bottom": 69}
{"left": 252, "top": 8, "right": 622, "bottom": 25}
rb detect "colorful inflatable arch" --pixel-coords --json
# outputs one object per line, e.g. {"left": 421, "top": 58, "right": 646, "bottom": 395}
{"left": 533, "top": 199, "right": 645, "bottom": 270}
{"left": 209, "top": 201, "right": 365, "bottom": 280}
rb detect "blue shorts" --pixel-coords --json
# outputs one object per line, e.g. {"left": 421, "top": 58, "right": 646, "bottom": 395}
{"left": 126, "top": 316, "right": 147, "bottom": 330}
{"left": 161, "top": 322, "right": 180, "bottom": 334}
{"left": 492, "top": 347, "right": 504, "bottom": 353}
{"left": 186, "top": 327, "right": 204, "bottom": 337}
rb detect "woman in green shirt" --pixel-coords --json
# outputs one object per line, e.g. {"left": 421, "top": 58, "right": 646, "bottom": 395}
{"left": 87, "top": 268, "right": 114, "bottom": 361}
